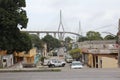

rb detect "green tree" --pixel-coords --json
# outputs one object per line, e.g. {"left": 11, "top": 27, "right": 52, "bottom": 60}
{"left": 30, "top": 34, "right": 44, "bottom": 50}
{"left": 104, "top": 35, "right": 117, "bottom": 40}
{"left": 69, "top": 48, "right": 82, "bottom": 60}
{"left": 77, "top": 36, "right": 88, "bottom": 42}
{"left": 16, "top": 32, "right": 32, "bottom": 52}
{"left": 42, "top": 35, "right": 61, "bottom": 52}
{"left": 0, "top": 0, "right": 28, "bottom": 53}
{"left": 65, "top": 37, "right": 72, "bottom": 43}
{"left": 86, "top": 31, "right": 103, "bottom": 40}
{"left": 65, "top": 37, "right": 72, "bottom": 51}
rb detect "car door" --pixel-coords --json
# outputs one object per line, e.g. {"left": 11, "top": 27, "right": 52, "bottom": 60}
{"left": 57, "top": 60, "right": 62, "bottom": 66}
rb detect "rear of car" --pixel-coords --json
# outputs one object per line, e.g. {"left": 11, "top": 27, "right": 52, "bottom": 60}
{"left": 65, "top": 55, "right": 73, "bottom": 63}
{"left": 71, "top": 61, "right": 83, "bottom": 69}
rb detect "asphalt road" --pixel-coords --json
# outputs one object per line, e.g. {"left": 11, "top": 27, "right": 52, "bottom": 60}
{"left": 0, "top": 68, "right": 120, "bottom": 80}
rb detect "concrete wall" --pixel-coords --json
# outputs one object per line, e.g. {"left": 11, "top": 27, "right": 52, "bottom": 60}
{"left": 101, "top": 57, "right": 118, "bottom": 68}
{"left": 78, "top": 40, "right": 117, "bottom": 50}
{"left": 87, "top": 54, "right": 118, "bottom": 68}
{"left": 2, "top": 54, "right": 13, "bottom": 68}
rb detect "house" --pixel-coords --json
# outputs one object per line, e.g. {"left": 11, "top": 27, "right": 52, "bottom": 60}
{"left": 14, "top": 48, "right": 40, "bottom": 67}
{"left": 78, "top": 40, "right": 118, "bottom": 68}
{"left": 0, "top": 50, "right": 13, "bottom": 68}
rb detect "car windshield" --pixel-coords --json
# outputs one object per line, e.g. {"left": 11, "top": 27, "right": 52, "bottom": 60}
{"left": 72, "top": 62, "right": 82, "bottom": 65}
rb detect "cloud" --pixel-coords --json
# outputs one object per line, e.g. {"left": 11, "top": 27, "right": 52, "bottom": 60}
{"left": 24, "top": 0, "right": 120, "bottom": 37}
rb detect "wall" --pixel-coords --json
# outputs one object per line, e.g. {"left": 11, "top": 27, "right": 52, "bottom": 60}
{"left": 0, "top": 50, "right": 7, "bottom": 55}
{"left": 101, "top": 57, "right": 118, "bottom": 68}
{"left": 2, "top": 54, "right": 13, "bottom": 68}
{"left": 87, "top": 54, "right": 94, "bottom": 68}
{"left": 14, "top": 48, "right": 38, "bottom": 64}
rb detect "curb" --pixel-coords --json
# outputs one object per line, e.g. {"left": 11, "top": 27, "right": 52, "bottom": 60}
{"left": 0, "top": 68, "right": 61, "bottom": 72}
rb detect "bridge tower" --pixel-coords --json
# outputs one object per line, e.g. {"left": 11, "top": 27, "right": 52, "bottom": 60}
{"left": 76, "top": 21, "right": 82, "bottom": 41}
{"left": 78, "top": 21, "right": 82, "bottom": 35}
{"left": 58, "top": 10, "right": 65, "bottom": 40}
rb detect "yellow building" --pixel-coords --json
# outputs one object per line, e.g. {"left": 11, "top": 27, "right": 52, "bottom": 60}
{"left": 82, "top": 49, "right": 118, "bottom": 68}
{"left": 0, "top": 50, "right": 7, "bottom": 55}
{"left": 79, "top": 40, "right": 118, "bottom": 68}
{"left": 14, "top": 48, "right": 37, "bottom": 64}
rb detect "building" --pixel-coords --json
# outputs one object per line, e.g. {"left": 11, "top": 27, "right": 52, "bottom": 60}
{"left": 0, "top": 50, "right": 13, "bottom": 68}
{"left": 14, "top": 48, "right": 40, "bottom": 67}
{"left": 78, "top": 40, "right": 118, "bottom": 68}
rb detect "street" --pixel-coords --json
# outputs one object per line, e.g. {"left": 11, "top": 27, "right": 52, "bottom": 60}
{"left": 0, "top": 68, "right": 120, "bottom": 80}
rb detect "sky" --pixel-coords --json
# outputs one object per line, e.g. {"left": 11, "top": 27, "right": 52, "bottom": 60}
{"left": 23, "top": 0, "right": 120, "bottom": 38}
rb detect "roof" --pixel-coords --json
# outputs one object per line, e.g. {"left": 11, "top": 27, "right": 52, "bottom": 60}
{"left": 82, "top": 48, "right": 118, "bottom": 54}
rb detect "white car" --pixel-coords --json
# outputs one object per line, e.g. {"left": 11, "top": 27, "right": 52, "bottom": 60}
{"left": 71, "top": 61, "right": 83, "bottom": 69}
{"left": 47, "top": 59, "right": 66, "bottom": 68}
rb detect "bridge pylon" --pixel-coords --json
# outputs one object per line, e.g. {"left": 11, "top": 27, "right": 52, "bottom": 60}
{"left": 76, "top": 21, "right": 82, "bottom": 41}
{"left": 58, "top": 10, "right": 65, "bottom": 41}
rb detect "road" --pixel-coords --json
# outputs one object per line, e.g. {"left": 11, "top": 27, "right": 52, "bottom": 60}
{"left": 0, "top": 68, "right": 120, "bottom": 80}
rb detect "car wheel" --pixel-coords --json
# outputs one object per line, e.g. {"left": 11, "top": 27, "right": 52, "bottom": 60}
{"left": 62, "top": 64, "right": 65, "bottom": 67}
{"left": 52, "top": 64, "right": 55, "bottom": 67}
{"left": 48, "top": 65, "right": 51, "bottom": 68}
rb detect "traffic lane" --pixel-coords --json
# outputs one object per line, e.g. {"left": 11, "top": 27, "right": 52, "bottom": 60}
{"left": 0, "top": 69, "right": 120, "bottom": 80}
{"left": 61, "top": 62, "right": 88, "bottom": 71}
{"left": 45, "top": 62, "right": 88, "bottom": 71}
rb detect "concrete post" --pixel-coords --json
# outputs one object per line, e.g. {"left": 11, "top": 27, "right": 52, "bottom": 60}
{"left": 118, "top": 19, "right": 120, "bottom": 68}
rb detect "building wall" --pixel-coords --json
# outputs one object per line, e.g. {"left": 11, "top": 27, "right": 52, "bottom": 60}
{"left": 0, "top": 51, "right": 13, "bottom": 68}
{"left": 87, "top": 54, "right": 94, "bottom": 68}
{"left": 0, "top": 50, "right": 7, "bottom": 55}
{"left": 79, "top": 40, "right": 118, "bottom": 68}
{"left": 86, "top": 54, "right": 118, "bottom": 68}
{"left": 101, "top": 57, "right": 118, "bottom": 68}
{"left": 14, "top": 48, "right": 38, "bottom": 64}
{"left": 2, "top": 54, "right": 13, "bottom": 68}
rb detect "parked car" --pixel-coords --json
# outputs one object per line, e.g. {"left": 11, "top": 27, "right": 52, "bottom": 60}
{"left": 70, "top": 61, "right": 83, "bottom": 69}
{"left": 43, "top": 59, "right": 49, "bottom": 66}
{"left": 65, "top": 55, "right": 73, "bottom": 63}
{"left": 47, "top": 59, "right": 66, "bottom": 68}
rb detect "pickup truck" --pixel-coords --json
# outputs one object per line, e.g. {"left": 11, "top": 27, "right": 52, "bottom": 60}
{"left": 47, "top": 59, "right": 66, "bottom": 68}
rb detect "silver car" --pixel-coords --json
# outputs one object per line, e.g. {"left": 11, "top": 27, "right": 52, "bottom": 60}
{"left": 71, "top": 61, "right": 83, "bottom": 69}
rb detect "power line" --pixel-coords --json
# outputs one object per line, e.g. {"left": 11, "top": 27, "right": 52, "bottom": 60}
{"left": 91, "top": 24, "right": 116, "bottom": 31}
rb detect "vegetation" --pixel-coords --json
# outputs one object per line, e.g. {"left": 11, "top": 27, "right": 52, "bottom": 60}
{"left": 42, "top": 35, "right": 61, "bottom": 52}
{"left": 104, "top": 35, "right": 117, "bottom": 40}
{"left": 69, "top": 48, "right": 82, "bottom": 60}
{"left": 64, "top": 37, "right": 72, "bottom": 51}
{"left": 0, "top": 0, "right": 29, "bottom": 53}
{"left": 30, "top": 34, "right": 44, "bottom": 50}
{"left": 16, "top": 32, "right": 32, "bottom": 53}
{"left": 65, "top": 37, "right": 72, "bottom": 43}
{"left": 77, "top": 36, "right": 88, "bottom": 42}
{"left": 78, "top": 31, "right": 104, "bottom": 42}
{"left": 86, "top": 31, "right": 103, "bottom": 40}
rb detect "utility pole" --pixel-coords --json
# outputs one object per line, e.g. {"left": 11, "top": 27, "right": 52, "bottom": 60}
{"left": 118, "top": 19, "right": 120, "bottom": 67}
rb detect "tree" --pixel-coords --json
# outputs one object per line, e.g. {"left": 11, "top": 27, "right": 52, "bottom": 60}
{"left": 0, "top": 0, "right": 28, "bottom": 53}
{"left": 77, "top": 36, "right": 88, "bottom": 42}
{"left": 42, "top": 35, "right": 61, "bottom": 52}
{"left": 30, "top": 34, "right": 44, "bottom": 50}
{"left": 16, "top": 32, "right": 32, "bottom": 52}
{"left": 69, "top": 48, "right": 82, "bottom": 60}
{"left": 65, "top": 37, "right": 72, "bottom": 43}
{"left": 65, "top": 37, "right": 72, "bottom": 51}
{"left": 104, "top": 35, "right": 117, "bottom": 40}
{"left": 86, "top": 31, "right": 103, "bottom": 40}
